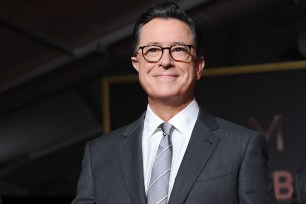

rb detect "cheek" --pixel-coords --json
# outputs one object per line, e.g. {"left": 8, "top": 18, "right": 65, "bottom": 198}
{"left": 139, "top": 69, "right": 149, "bottom": 82}
{"left": 187, "top": 67, "right": 197, "bottom": 80}
{"left": 138, "top": 69, "right": 152, "bottom": 88}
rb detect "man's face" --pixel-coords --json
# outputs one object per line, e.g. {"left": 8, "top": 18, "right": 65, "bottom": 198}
{"left": 131, "top": 18, "right": 204, "bottom": 105}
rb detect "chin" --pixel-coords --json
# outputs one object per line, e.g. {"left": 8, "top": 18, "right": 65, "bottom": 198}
{"left": 154, "top": 90, "right": 179, "bottom": 97}
{"left": 155, "top": 93, "right": 182, "bottom": 101}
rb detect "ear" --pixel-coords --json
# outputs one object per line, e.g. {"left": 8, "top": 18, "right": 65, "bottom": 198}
{"left": 131, "top": 56, "right": 140, "bottom": 72}
{"left": 195, "top": 56, "right": 205, "bottom": 80}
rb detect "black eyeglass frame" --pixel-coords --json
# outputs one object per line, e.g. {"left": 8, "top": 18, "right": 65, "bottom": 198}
{"left": 137, "top": 44, "right": 194, "bottom": 62}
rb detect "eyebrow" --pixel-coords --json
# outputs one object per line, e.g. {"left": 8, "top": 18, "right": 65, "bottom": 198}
{"left": 143, "top": 41, "right": 188, "bottom": 46}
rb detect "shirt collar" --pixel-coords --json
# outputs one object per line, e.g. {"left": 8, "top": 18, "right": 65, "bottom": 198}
{"left": 144, "top": 105, "right": 164, "bottom": 141}
{"left": 168, "top": 100, "right": 199, "bottom": 136}
{"left": 143, "top": 99, "right": 199, "bottom": 141}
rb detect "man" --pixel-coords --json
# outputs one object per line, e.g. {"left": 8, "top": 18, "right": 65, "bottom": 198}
{"left": 72, "top": 2, "right": 276, "bottom": 204}
{"left": 292, "top": 167, "right": 306, "bottom": 204}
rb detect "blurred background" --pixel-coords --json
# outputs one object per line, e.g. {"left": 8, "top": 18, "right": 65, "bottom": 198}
{"left": 1, "top": 0, "right": 306, "bottom": 203}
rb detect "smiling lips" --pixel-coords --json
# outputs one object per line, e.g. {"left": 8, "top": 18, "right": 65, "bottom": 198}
{"left": 154, "top": 75, "right": 178, "bottom": 82}
{"left": 154, "top": 74, "right": 179, "bottom": 78}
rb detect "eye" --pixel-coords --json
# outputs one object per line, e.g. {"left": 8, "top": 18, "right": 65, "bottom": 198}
{"left": 144, "top": 46, "right": 162, "bottom": 55}
{"left": 172, "top": 45, "right": 188, "bottom": 53}
{"left": 147, "top": 48, "right": 158, "bottom": 53}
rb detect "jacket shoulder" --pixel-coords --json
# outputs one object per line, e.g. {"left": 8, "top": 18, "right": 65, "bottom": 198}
{"left": 215, "top": 117, "right": 259, "bottom": 137}
{"left": 87, "top": 114, "right": 144, "bottom": 150}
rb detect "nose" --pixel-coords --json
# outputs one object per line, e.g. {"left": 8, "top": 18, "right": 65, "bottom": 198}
{"left": 159, "top": 48, "right": 173, "bottom": 68}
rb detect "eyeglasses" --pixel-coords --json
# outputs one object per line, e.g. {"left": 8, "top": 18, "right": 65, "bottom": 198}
{"left": 137, "top": 44, "right": 194, "bottom": 62}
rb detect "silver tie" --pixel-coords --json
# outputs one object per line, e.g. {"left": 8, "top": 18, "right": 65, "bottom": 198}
{"left": 147, "top": 122, "right": 174, "bottom": 204}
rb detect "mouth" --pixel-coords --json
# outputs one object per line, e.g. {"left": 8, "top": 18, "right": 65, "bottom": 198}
{"left": 154, "top": 74, "right": 178, "bottom": 78}
{"left": 154, "top": 75, "right": 178, "bottom": 81}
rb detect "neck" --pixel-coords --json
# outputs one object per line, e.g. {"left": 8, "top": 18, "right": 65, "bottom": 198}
{"left": 148, "top": 97, "right": 193, "bottom": 121}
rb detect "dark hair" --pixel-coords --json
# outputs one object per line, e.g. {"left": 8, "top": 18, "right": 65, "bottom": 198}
{"left": 132, "top": 2, "right": 203, "bottom": 58}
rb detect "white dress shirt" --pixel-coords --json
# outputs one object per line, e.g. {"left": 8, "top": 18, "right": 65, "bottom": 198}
{"left": 142, "top": 99, "right": 199, "bottom": 198}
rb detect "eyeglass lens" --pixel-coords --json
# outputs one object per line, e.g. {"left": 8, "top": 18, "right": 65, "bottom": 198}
{"left": 142, "top": 45, "right": 191, "bottom": 62}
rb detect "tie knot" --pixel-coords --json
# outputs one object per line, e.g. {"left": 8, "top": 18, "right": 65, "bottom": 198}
{"left": 160, "top": 122, "right": 174, "bottom": 136}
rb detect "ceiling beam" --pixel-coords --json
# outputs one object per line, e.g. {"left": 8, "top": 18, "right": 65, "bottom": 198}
{"left": 0, "top": 17, "right": 74, "bottom": 56}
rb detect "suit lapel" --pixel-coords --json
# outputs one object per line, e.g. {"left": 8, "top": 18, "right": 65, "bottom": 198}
{"left": 169, "top": 110, "right": 220, "bottom": 204}
{"left": 118, "top": 114, "right": 147, "bottom": 204}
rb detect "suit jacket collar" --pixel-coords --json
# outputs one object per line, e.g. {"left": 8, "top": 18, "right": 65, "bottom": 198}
{"left": 119, "top": 113, "right": 147, "bottom": 204}
{"left": 168, "top": 109, "right": 220, "bottom": 204}
{"left": 118, "top": 109, "right": 220, "bottom": 204}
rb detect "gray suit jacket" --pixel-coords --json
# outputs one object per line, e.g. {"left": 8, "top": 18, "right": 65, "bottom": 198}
{"left": 292, "top": 167, "right": 306, "bottom": 204}
{"left": 72, "top": 109, "right": 276, "bottom": 204}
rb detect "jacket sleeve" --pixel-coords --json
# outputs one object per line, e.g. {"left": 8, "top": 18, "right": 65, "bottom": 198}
{"left": 71, "top": 143, "right": 96, "bottom": 204}
{"left": 238, "top": 133, "right": 277, "bottom": 204}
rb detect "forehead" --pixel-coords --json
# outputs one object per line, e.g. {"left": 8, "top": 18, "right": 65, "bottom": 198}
{"left": 139, "top": 18, "right": 193, "bottom": 45}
